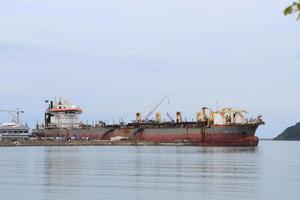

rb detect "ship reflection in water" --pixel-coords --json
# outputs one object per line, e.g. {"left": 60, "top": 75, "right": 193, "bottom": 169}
{"left": 0, "top": 141, "right": 300, "bottom": 200}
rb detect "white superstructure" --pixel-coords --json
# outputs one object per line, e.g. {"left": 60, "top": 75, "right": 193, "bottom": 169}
{"left": 47, "top": 98, "right": 82, "bottom": 128}
{"left": 196, "top": 107, "right": 261, "bottom": 125}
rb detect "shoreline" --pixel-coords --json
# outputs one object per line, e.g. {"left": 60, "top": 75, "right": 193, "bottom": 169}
{"left": 0, "top": 138, "right": 289, "bottom": 147}
{"left": 0, "top": 140, "right": 198, "bottom": 147}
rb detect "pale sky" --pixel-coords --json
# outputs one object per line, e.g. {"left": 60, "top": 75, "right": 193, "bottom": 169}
{"left": 0, "top": 0, "right": 299, "bottom": 138}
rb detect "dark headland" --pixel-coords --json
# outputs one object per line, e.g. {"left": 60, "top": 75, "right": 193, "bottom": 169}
{"left": 274, "top": 122, "right": 300, "bottom": 140}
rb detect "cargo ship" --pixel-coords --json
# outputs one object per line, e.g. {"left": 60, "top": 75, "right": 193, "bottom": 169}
{"left": 33, "top": 97, "right": 264, "bottom": 146}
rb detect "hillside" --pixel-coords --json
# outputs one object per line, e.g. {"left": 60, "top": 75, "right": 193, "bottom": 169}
{"left": 274, "top": 122, "right": 300, "bottom": 140}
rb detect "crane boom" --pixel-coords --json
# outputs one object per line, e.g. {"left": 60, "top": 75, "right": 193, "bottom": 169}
{"left": 0, "top": 108, "right": 24, "bottom": 124}
{"left": 144, "top": 95, "right": 169, "bottom": 121}
{"left": 166, "top": 112, "right": 175, "bottom": 123}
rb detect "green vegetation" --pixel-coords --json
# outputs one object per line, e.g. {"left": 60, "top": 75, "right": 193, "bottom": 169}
{"left": 284, "top": 1, "right": 300, "bottom": 20}
{"left": 274, "top": 122, "right": 300, "bottom": 140}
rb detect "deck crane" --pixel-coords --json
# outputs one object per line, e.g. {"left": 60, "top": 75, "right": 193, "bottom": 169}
{"left": 0, "top": 108, "right": 24, "bottom": 124}
{"left": 143, "top": 95, "right": 169, "bottom": 121}
{"left": 166, "top": 112, "right": 175, "bottom": 123}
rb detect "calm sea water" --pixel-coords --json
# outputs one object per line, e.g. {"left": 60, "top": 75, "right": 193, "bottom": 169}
{"left": 0, "top": 141, "right": 299, "bottom": 200}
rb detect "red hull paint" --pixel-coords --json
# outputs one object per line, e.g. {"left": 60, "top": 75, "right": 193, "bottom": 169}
{"left": 34, "top": 128, "right": 260, "bottom": 146}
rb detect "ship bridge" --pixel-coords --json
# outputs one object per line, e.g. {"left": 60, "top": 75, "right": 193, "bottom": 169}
{"left": 45, "top": 97, "right": 82, "bottom": 129}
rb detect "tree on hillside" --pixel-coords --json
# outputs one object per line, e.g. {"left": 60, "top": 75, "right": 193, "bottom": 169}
{"left": 284, "top": 1, "right": 300, "bottom": 20}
